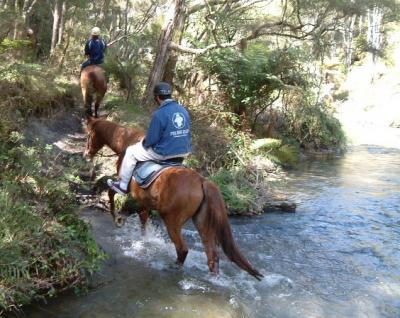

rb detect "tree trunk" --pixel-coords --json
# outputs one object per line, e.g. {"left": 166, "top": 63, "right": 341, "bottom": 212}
{"left": 344, "top": 15, "right": 356, "bottom": 67}
{"left": 58, "top": 28, "right": 70, "bottom": 69}
{"left": 98, "top": 0, "right": 110, "bottom": 25}
{"left": 163, "top": 54, "right": 179, "bottom": 84}
{"left": 142, "top": 0, "right": 185, "bottom": 106}
{"left": 57, "top": 0, "right": 67, "bottom": 46}
{"left": 12, "top": 0, "right": 18, "bottom": 39}
{"left": 367, "top": 6, "right": 383, "bottom": 63}
{"left": 122, "top": 0, "right": 130, "bottom": 58}
{"left": 22, "top": 0, "right": 38, "bottom": 24}
{"left": 163, "top": 2, "right": 186, "bottom": 84}
{"left": 50, "top": 0, "right": 60, "bottom": 55}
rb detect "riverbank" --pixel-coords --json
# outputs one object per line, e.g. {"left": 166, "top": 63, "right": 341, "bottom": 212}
{"left": 0, "top": 65, "right": 105, "bottom": 315}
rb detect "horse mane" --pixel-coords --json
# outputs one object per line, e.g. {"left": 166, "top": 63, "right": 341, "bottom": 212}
{"left": 87, "top": 117, "right": 145, "bottom": 155}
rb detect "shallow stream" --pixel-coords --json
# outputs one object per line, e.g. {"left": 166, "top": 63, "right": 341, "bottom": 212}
{"left": 27, "top": 145, "right": 400, "bottom": 318}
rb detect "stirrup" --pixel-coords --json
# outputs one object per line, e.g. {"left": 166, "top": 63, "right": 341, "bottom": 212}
{"left": 107, "top": 179, "right": 128, "bottom": 195}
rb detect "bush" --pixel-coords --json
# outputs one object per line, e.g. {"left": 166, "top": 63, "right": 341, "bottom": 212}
{"left": 282, "top": 89, "right": 346, "bottom": 150}
{"left": 0, "top": 63, "right": 103, "bottom": 315}
{"left": 199, "top": 43, "right": 313, "bottom": 128}
{"left": 197, "top": 43, "right": 345, "bottom": 151}
{"left": 251, "top": 138, "right": 300, "bottom": 167}
{"left": 0, "top": 136, "right": 105, "bottom": 315}
{"left": 209, "top": 168, "right": 257, "bottom": 214}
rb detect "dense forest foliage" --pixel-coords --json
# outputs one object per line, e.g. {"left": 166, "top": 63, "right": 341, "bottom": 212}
{"left": 1, "top": 0, "right": 400, "bottom": 314}
{"left": 2, "top": 0, "right": 399, "bottom": 152}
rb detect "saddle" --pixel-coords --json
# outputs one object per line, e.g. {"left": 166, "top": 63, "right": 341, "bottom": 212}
{"left": 132, "top": 157, "right": 184, "bottom": 188}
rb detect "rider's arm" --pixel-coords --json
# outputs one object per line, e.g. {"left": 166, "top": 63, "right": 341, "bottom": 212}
{"left": 143, "top": 115, "right": 162, "bottom": 148}
{"left": 84, "top": 41, "right": 90, "bottom": 56}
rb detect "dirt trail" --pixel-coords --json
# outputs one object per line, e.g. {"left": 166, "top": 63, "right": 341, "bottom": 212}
{"left": 24, "top": 108, "right": 115, "bottom": 211}
{"left": 25, "top": 109, "right": 85, "bottom": 152}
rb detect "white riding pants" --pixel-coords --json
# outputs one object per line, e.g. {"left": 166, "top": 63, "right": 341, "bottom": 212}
{"left": 119, "top": 141, "right": 166, "bottom": 190}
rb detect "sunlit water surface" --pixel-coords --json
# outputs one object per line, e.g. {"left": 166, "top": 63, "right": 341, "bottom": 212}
{"left": 27, "top": 145, "right": 400, "bottom": 318}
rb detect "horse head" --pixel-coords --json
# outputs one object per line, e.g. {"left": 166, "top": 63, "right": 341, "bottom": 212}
{"left": 84, "top": 116, "right": 107, "bottom": 160}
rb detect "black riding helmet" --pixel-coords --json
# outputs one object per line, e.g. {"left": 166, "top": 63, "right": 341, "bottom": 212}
{"left": 153, "top": 82, "right": 172, "bottom": 97}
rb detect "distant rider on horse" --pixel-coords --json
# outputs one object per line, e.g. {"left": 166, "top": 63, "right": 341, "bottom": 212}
{"left": 81, "top": 27, "right": 106, "bottom": 70}
{"left": 107, "top": 82, "right": 193, "bottom": 194}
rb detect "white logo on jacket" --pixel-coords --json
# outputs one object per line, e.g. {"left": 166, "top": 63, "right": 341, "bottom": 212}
{"left": 172, "top": 113, "right": 185, "bottom": 129}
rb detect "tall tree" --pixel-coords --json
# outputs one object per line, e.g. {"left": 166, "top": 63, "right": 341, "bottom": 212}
{"left": 57, "top": 0, "right": 67, "bottom": 46}
{"left": 142, "top": 0, "right": 186, "bottom": 106}
{"left": 50, "top": 0, "right": 60, "bottom": 54}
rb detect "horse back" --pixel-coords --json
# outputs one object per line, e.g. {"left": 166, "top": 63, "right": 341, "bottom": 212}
{"left": 132, "top": 167, "right": 204, "bottom": 216}
{"left": 81, "top": 65, "right": 107, "bottom": 94}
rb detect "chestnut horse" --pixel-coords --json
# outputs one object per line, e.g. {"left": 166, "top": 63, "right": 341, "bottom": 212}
{"left": 84, "top": 117, "right": 263, "bottom": 280}
{"left": 80, "top": 65, "right": 107, "bottom": 117}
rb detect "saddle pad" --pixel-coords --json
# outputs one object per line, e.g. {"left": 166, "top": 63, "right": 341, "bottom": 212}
{"left": 132, "top": 160, "right": 182, "bottom": 188}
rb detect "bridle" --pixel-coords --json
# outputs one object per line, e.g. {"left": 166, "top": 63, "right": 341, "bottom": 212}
{"left": 86, "top": 130, "right": 93, "bottom": 146}
{"left": 84, "top": 129, "right": 116, "bottom": 158}
{"left": 85, "top": 130, "right": 94, "bottom": 157}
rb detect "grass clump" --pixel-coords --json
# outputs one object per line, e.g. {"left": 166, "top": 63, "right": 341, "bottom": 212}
{"left": 251, "top": 138, "right": 300, "bottom": 167}
{"left": 0, "top": 63, "right": 76, "bottom": 135}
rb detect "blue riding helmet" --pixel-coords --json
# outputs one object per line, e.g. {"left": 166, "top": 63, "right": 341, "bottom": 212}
{"left": 154, "top": 82, "right": 172, "bottom": 97}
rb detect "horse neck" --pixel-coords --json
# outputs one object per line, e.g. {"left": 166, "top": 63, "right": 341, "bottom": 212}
{"left": 93, "top": 122, "right": 119, "bottom": 155}
{"left": 96, "top": 122, "right": 142, "bottom": 155}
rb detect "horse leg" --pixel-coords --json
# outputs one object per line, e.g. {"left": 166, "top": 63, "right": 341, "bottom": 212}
{"left": 194, "top": 228, "right": 219, "bottom": 274}
{"left": 82, "top": 86, "right": 92, "bottom": 117}
{"left": 108, "top": 189, "right": 125, "bottom": 227}
{"left": 86, "top": 94, "right": 93, "bottom": 117}
{"left": 163, "top": 217, "right": 188, "bottom": 266}
{"left": 94, "top": 91, "right": 105, "bottom": 118}
{"left": 193, "top": 206, "right": 220, "bottom": 274}
{"left": 138, "top": 208, "right": 150, "bottom": 235}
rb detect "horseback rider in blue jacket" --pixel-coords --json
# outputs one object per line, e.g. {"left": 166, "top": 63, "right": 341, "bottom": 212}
{"left": 107, "top": 82, "right": 192, "bottom": 195}
{"left": 81, "top": 27, "right": 106, "bottom": 70}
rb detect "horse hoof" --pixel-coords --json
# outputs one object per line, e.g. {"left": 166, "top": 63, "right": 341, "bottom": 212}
{"left": 114, "top": 216, "right": 125, "bottom": 227}
{"left": 175, "top": 260, "right": 184, "bottom": 267}
{"left": 171, "top": 262, "right": 183, "bottom": 270}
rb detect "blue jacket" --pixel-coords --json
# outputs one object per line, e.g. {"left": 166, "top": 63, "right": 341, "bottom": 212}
{"left": 84, "top": 38, "right": 106, "bottom": 64}
{"left": 144, "top": 100, "right": 192, "bottom": 157}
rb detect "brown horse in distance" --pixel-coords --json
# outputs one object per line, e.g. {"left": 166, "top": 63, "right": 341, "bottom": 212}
{"left": 80, "top": 65, "right": 107, "bottom": 117}
{"left": 84, "top": 117, "right": 263, "bottom": 281}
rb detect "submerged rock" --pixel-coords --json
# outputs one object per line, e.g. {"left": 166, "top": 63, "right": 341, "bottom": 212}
{"left": 262, "top": 198, "right": 297, "bottom": 213}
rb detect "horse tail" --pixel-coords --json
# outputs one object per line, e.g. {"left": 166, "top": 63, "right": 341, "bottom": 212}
{"left": 201, "top": 180, "right": 264, "bottom": 281}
